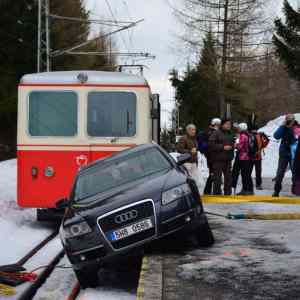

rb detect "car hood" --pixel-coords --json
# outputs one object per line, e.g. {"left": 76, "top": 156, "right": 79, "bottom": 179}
{"left": 69, "top": 168, "right": 186, "bottom": 220}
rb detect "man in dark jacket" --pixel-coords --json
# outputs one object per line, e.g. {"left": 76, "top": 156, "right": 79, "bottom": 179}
{"left": 176, "top": 124, "right": 198, "bottom": 179}
{"left": 200, "top": 118, "right": 221, "bottom": 194}
{"left": 208, "top": 119, "right": 235, "bottom": 195}
{"left": 273, "top": 114, "right": 297, "bottom": 197}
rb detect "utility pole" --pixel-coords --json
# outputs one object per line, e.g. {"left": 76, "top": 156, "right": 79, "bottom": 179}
{"left": 220, "top": 0, "right": 229, "bottom": 118}
{"left": 37, "top": 0, "right": 151, "bottom": 73}
{"left": 37, "top": 0, "right": 51, "bottom": 72}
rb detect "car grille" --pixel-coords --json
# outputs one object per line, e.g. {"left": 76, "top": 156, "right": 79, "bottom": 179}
{"left": 97, "top": 200, "right": 156, "bottom": 250}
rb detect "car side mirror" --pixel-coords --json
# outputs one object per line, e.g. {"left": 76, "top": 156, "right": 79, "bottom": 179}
{"left": 56, "top": 198, "right": 70, "bottom": 210}
{"left": 177, "top": 153, "right": 192, "bottom": 166}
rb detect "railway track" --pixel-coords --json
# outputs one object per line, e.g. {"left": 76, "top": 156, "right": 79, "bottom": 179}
{"left": 0, "top": 230, "right": 67, "bottom": 300}
{"left": 66, "top": 282, "right": 80, "bottom": 300}
{"left": 3, "top": 229, "right": 143, "bottom": 299}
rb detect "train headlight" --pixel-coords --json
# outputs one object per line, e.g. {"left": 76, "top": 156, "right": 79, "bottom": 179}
{"left": 31, "top": 166, "right": 38, "bottom": 178}
{"left": 44, "top": 166, "right": 55, "bottom": 178}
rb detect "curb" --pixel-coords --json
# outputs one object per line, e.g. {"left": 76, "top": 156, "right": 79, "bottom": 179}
{"left": 202, "top": 195, "right": 300, "bottom": 205}
{"left": 136, "top": 256, "right": 163, "bottom": 300}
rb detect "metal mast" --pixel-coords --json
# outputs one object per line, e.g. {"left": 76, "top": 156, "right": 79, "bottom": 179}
{"left": 37, "top": 1, "right": 154, "bottom": 73}
{"left": 37, "top": 0, "right": 51, "bottom": 72}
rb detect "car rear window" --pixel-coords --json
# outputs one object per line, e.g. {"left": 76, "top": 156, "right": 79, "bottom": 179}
{"left": 74, "top": 148, "right": 171, "bottom": 203}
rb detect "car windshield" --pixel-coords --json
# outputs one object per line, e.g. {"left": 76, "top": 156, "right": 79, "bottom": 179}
{"left": 73, "top": 148, "right": 172, "bottom": 203}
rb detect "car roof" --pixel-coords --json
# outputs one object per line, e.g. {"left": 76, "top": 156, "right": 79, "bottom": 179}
{"left": 78, "top": 144, "right": 162, "bottom": 174}
{"left": 20, "top": 71, "right": 148, "bottom": 86}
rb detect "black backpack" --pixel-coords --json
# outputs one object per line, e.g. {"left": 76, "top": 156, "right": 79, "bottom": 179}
{"left": 248, "top": 133, "right": 258, "bottom": 159}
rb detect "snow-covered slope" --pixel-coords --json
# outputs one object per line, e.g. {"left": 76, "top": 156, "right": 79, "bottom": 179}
{"left": 260, "top": 114, "right": 300, "bottom": 178}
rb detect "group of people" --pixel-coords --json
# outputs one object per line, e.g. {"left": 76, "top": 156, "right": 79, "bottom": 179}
{"left": 176, "top": 114, "right": 300, "bottom": 197}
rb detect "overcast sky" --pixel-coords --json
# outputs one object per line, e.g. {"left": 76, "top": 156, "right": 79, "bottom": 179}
{"left": 85, "top": 0, "right": 182, "bottom": 127}
{"left": 85, "top": 0, "right": 299, "bottom": 127}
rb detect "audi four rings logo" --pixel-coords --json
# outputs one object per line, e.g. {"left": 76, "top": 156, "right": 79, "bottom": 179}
{"left": 115, "top": 210, "right": 138, "bottom": 224}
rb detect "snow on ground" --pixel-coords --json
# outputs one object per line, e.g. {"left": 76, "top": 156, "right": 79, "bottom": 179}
{"left": 8, "top": 238, "right": 63, "bottom": 300}
{"left": 78, "top": 288, "right": 135, "bottom": 300}
{"left": 0, "top": 159, "right": 53, "bottom": 265}
{"left": 34, "top": 255, "right": 136, "bottom": 300}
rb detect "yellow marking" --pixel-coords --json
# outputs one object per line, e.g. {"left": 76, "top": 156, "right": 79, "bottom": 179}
{"left": 244, "top": 213, "right": 300, "bottom": 220}
{"left": 202, "top": 195, "right": 300, "bottom": 205}
{"left": 136, "top": 256, "right": 148, "bottom": 300}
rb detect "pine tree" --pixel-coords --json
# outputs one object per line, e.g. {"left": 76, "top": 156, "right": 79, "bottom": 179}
{"left": 273, "top": 0, "right": 300, "bottom": 81}
{"left": 170, "top": 30, "right": 220, "bottom": 129}
{"left": 0, "top": 0, "right": 115, "bottom": 155}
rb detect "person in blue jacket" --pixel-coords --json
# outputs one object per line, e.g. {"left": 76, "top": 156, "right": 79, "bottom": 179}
{"left": 273, "top": 114, "right": 298, "bottom": 197}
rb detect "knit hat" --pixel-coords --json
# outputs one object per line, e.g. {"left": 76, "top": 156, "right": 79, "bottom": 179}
{"left": 186, "top": 124, "right": 196, "bottom": 131}
{"left": 239, "top": 123, "right": 248, "bottom": 131}
{"left": 286, "top": 114, "right": 295, "bottom": 122}
{"left": 211, "top": 118, "right": 222, "bottom": 126}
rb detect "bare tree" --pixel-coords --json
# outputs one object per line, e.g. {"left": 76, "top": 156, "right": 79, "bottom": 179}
{"left": 169, "top": 0, "right": 273, "bottom": 116}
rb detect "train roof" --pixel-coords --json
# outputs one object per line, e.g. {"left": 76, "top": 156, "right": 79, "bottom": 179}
{"left": 20, "top": 71, "right": 148, "bottom": 86}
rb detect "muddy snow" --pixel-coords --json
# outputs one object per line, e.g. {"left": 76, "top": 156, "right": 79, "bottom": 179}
{"left": 176, "top": 203, "right": 300, "bottom": 299}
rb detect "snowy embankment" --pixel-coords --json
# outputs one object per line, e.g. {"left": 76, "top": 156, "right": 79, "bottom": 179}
{"left": 260, "top": 113, "right": 300, "bottom": 178}
{"left": 0, "top": 159, "right": 52, "bottom": 265}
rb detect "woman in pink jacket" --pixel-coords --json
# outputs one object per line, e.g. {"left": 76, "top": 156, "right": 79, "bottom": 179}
{"left": 236, "top": 123, "right": 254, "bottom": 195}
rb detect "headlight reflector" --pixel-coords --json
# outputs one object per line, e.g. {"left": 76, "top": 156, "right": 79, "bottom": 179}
{"left": 162, "top": 184, "right": 192, "bottom": 205}
{"left": 61, "top": 221, "right": 92, "bottom": 239}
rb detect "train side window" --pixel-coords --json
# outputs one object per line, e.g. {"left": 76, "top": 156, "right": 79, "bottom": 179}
{"left": 28, "top": 91, "right": 78, "bottom": 137}
{"left": 87, "top": 92, "right": 136, "bottom": 137}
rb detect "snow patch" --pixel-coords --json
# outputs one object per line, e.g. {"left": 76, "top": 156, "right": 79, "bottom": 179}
{"left": 0, "top": 159, "right": 52, "bottom": 265}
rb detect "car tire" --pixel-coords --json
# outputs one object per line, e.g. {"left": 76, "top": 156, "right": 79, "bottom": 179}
{"left": 194, "top": 217, "right": 214, "bottom": 247}
{"left": 74, "top": 267, "right": 99, "bottom": 289}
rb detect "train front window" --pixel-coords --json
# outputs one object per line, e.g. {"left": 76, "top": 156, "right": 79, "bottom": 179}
{"left": 87, "top": 91, "right": 136, "bottom": 137}
{"left": 28, "top": 91, "right": 78, "bottom": 137}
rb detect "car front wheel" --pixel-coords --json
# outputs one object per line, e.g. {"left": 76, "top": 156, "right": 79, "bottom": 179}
{"left": 74, "top": 266, "right": 99, "bottom": 288}
{"left": 194, "top": 216, "right": 214, "bottom": 247}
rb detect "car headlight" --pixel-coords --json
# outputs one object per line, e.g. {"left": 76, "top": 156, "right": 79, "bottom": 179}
{"left": 60, "top": 221, "right": 92, "bottom": 239}
{"left": 162, "top": 184, "right": 192, "bottom": 205}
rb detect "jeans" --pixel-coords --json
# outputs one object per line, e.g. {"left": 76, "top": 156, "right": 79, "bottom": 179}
{"left": 240, "top": 160, "right": 254, "bottom": 192}
{"left": 251, "top": 160, "right": 262, "bottom": 187}
{"left": 212, "top": 161, "right": 232, "bottom": 195}
{"left": 274, "top": 156, "right": 293, "bottom": 193}
{"left": 232, "top": 157, "right": 241, "bottom": 189}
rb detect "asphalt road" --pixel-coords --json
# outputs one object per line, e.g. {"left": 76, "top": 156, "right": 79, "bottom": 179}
{"left": 160, "top": 196, "right": 300, "bottom": 300}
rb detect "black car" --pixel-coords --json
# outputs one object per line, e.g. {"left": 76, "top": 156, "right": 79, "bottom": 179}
{"left": 58, "top": 144, "right": 214, "bottom": 288}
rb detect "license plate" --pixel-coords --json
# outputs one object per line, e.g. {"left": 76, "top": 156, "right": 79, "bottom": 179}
{"left": 107, "top": 218, "right": 153, "bottom": 242}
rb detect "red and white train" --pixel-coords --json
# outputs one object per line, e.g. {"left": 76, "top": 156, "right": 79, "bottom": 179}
{"left": 17, "top": 71, "right": 160, "bottom": 219}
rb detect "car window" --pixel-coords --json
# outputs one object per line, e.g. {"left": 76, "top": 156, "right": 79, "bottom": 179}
{"left": 28, "top": 91, "right": 78, "bottom": 136}
{"left": 87, "top": 91, "right": 136, "bottom": 137}
{"left": 74, "top": 148, "right": 171, "bottom": 203}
